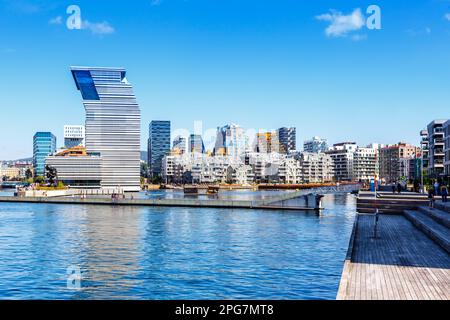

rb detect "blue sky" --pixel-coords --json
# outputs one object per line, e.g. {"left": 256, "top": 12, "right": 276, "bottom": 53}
{"left": 1, "top": 0, "right": 450, "bottom": 159}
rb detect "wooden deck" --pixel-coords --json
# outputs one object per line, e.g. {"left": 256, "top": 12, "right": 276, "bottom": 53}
{"left": 337, "top": 214, "right": 450, "bottom": 300}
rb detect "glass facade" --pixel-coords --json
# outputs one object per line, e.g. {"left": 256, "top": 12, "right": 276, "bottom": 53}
{"left": 33, "top": 132, "right": 56, "bottom": 176}
{"left": 148, "top": 121, "right": 171, "bottom": 178}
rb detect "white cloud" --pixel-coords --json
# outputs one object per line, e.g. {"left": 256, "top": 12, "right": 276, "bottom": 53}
{"left": 81, "top": 20, "right": 115, "bottom": 35}
{"left": 316, "top": 8, "right": 365, "bottom": 37}
{"left": 445, "top": 13, "right": 450, "bottom": 21}
{"left": 49, "top": 16, "right": 62, "bottom": 25}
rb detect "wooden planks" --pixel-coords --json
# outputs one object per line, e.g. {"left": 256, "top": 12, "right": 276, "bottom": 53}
{"left": 337, "top": 214, "right": 450, "bottom": 300}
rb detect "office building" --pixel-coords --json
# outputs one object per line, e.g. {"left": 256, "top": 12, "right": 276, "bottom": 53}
{"left": 304, "top": 136, "right": 329, "bottom": 153}
{"left": 189, "top": 134, "right": 205, "bottom": 154}
{"left": 148, "top": 121, "right": 171, "bottom": 178}
{"left": 64, "top": 125, "right": 85, "bottom": 148}
{"left": 172, "top": 135, "right": 187, "bottom": 154}
{"left": 214, "top": 124, "right": 248, "bottom": 158}
{"left": 33, "top": 132, "right": 56, "bottom": 176}
{"left": 71, "top": 66, "right": 141, "bottom": 191}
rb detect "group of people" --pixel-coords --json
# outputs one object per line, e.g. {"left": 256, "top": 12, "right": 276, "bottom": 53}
{"left": 428, "top": 180, "right": 448, "bottom": 209}
{"left": 391, "top": 182, "right": 404, "bottom": 194}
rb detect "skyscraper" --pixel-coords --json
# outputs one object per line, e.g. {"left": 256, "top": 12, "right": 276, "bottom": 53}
{"left": 173, "top": 135, "right": 187, "bottom": 154}
{"left": 277, "top": 127, "right": 296, "bottom": 154}
{"left": 33, "top": 132, "right": 56, "bottom": 176}
{"left": 214, "top": 124, "right": 248, "bottom": 158}
{"left": 64, "top": 125, "right": 85, "bottom": 148}
{"left": 71, "top": 67, "right": 141, "bottom": 192}
{"left": 189, "top": 134, "right": 205, "bottom": 154}
{"left": 148, "top": 121, "right": 171, "bottom": 178}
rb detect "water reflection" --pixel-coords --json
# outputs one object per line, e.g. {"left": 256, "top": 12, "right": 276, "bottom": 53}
{"left": 0, "top": 192, "right": 356, "bottom": 300}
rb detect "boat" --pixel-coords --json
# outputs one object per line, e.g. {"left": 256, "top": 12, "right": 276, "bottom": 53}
{"left": 183, "top": 186, "right": 199, "bottom": 195}
{"left": 207, "top": 186, "right": 220, "bottom": 194}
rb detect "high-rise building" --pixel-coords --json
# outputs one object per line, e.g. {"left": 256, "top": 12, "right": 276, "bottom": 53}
{"left": 254, "top": 132, "right": 276, "bottom": 153}
{"left": 214, "top": 124, "right": 248, "bottom": 158}
{"left": 189, "top": 134, "right": 205, "bottom": 154}
{"left": 426, "top": 120, "right": 447, "bottom": 179}
{"left": 277, "top": 127, "right": 296, "bottom": 154}
{"left": 64, "top": 125, "right": 85, "bottom": 148}
{"left": 304, "top": 136, "right": 329, "bottom": 153}
{"left": 33, "top": 132, "right": 56, "bottom": 176}
{"left": 148, "top": 121, "right": 171, "bottom": 178}
{"left": 172, "top": 135, "right": 187, "bottom": 154}
{"left": 420, "top": 129, "right": 429, "bottom": 178}
{"left": 71, "top": 66, "right": 141, "bottom": 192}
{"left": 444, "top": 120, "right": 450, "bottom": 178}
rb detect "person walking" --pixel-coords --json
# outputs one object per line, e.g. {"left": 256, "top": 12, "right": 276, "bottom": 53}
{"left": 397, "top": 182, "right": 402, "bottom": 194}
{"left": 442, "top": 185, "right": 448, "bottom": 203}
{"left": 434, "top": 180, "right": 440, "bottom": 196}
{"left": 392, "top": 183, "right": 396, "bottom": 194}
{"left": 428, "top": 187, "right": 436, "bottom": 209}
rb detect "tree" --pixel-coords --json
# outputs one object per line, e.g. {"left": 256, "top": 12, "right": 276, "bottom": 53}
{"left": 25, "top": 168, "right": 33, "bottom": 180}
{"left": 34, "top": 175, "right": 45, "bottom": 184}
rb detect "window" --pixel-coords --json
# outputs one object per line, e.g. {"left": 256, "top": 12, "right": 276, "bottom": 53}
{"left": 73, "top": 70, "right": 100, "bottom": 100}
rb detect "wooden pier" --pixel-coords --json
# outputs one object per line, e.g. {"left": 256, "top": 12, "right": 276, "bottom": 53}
{"left": 338, "top": 193, "right": 450, "bottom": 300}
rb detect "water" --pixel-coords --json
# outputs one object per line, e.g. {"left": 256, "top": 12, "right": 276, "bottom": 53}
{"left": 0, "top": 191, "right": 356, "bottom": 300}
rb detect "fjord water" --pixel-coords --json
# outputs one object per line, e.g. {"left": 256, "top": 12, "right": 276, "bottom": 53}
{"left": 0, "top": 192, "right": 356, "bottom": 300}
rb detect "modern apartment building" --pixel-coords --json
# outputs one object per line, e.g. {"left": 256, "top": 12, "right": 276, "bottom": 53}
{"left": 353, "top": 147, "right": 377, "bottom": 181}
{"left": 64, "top": 125, "right": 85, "bottom": 148}
{"left": 277, "top": 127, "right": 296, "bottom": 154}
{"left": 379, "top": 143, "right": 420, "bottom": 183}
{"left": 304, "top": 136, "right": 329, "bottom": 153}
{"left": 296, "top": 152, "right": 334, "bottom": 183}
{"left": 326, "top": 142, "right": 357, "bottom": 182}
{"left": 148, "top": 121, "right": 171, "bottom": 178}
{"left": 426, "top": 120, "right": 447, "bottom": 179}
{"left": 444, "top": 120, "right": 450, "bottom": 177}
{"left": 420, "top": 129, "right": 429, "bottom": 175}
{"left": 71, "top": 66, "right": 141, "bottom": 192}
{"left": 189, "top": 134, "right": 205, "bottom": 154}
{"left": 33, "top": 132, "right": 56, "bottom": 176}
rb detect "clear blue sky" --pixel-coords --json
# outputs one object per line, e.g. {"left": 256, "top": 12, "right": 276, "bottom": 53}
{"left": 1, "top": 0, "right": 450, "bottom": 159}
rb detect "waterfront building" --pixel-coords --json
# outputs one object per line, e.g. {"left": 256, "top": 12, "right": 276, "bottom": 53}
{"left": 33, "top": 132, "right": 56, "bottom": 176}
{"left": 214, "top": 124, "right": 248, "bottom": 159}
{"left": 189, "top": 134, "right": 205, "bottom": 154}
{"left": 71, "top": 66, "right": 141, "bottom": 192}
{"left": 420, "top": 129, "right": 429, "bottom": 178}
{"left": 64, "top": 125, "right": 85, "bottom": 148}
{"left": 379, "top": 142, "right": 420, "bottom": 184}
{"left": 45, "top": 147, "right": 102, "bottom": 188}
{"left": 353, "top": 147, "right": 377, "bottom": 182}
{"left": 277, "top": 127, "right": 296, "bottom": 154}
{"left": 148, "top": 121, "right": 171, "bottom": 178}
{"left": 0, "top": 166, "right": 20, "bottom": 180}
{"left": 445, "top": 120, "right": 450, "bottom": 178}
{"left": 295, "top": 152, "right": 334, "bottom": 183}
{"left": 426, "top": 120, "right": 447, "bottom": 179}
{"left": 326, "top": 142, "right": 357, "bottom": 182}
{"left": 172, "top": 135, "right": 187, "bottom": 154}
{"left": 162, "top": 153, "right": 254, "bottom": 185}
{"left": 303, "top": 136, "right": 329, "bottom": 153}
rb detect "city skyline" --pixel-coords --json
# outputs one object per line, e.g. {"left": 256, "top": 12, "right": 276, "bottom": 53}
{"left": 2, "top": 0, "right": 450, "bottom": 159}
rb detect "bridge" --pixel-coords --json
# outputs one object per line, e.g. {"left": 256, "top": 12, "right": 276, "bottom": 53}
{"left": 0, "top": 184, "right": 361, "bottom": 211}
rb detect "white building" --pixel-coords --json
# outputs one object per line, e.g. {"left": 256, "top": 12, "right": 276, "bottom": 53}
{"left": 64, "top": 125, "right": 85, "bottom": 148}
{"left": 214, "top": 124, "right": 249, "bottom": 160}
{"left": 296, "top": 152, "right": 334, "bottom": 183}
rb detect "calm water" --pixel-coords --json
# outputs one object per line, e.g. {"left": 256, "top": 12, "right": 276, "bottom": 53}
{"left": 0, "top": 191, "right": 356, "bottom": 300}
